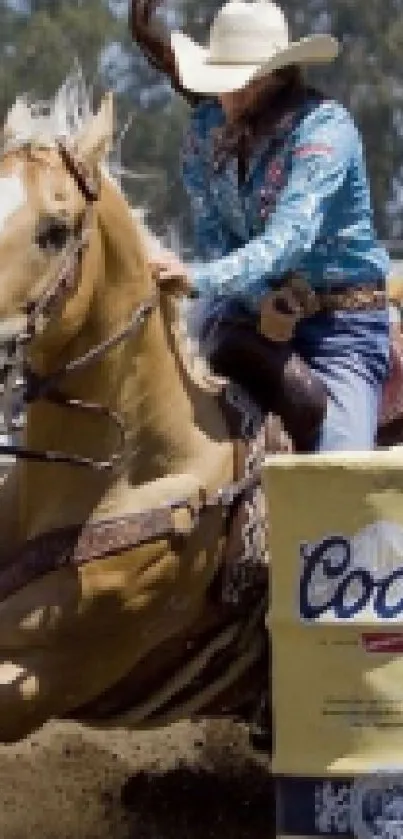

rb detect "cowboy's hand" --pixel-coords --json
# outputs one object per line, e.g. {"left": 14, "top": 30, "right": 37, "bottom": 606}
{"left": 150, "top": 255, "right": 196, "bottom": 298}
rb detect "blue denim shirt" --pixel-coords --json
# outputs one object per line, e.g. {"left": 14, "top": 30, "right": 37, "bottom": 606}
{"left": 181, "top": 94, "right": 389, "bottom": 314}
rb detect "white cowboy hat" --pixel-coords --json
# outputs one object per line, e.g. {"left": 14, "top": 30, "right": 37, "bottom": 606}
{"left": 170, "top": 0, "right": 340, "bottom": 95}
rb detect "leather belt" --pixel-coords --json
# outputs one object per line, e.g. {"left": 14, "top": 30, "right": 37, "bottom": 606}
{"left": 313, "top": 283, "right": 387, "bottom": 313}
{"left": 260, "top": 277, "right": 388, "bottom": 342}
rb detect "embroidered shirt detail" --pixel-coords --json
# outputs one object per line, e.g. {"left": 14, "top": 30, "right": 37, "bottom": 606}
{"left": 180, "top": 96, "right": 389, "bottom": 311}
{"left": 294, "top": 143, "right": 334, "bottom": 158}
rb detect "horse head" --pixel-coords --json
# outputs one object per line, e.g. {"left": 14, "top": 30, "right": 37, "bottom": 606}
{"left": 0, "top": 90, "right": 115, "bottom": 374}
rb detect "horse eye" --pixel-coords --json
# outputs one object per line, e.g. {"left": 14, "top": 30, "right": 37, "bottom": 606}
{"left": 35, "top": 216, "right": 71, "bottom": 251}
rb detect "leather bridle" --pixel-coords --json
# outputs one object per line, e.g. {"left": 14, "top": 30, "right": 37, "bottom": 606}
{"left": 0, "top": 139, "right": 263, "bottom": 578}
{"left": 0, "top": 140, "right": 157, "bottom": 472}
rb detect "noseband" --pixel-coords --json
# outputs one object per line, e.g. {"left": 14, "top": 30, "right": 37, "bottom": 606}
{"left": 0, "top": 142, "right": 157, "bottom": 471}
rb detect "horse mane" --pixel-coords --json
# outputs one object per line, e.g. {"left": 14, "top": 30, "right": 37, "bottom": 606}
{"left": 2, "top": 66, "right": 151, "bottom": 227}
{"left": 2, "top": 65, "right": 93, "bottom": 150}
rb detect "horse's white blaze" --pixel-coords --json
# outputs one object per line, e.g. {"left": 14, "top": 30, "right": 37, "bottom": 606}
{"left": 0, "top": 174, "right": 26, "bottom": 231}
{"left": 0, "top": 662, "right": 26, "bottom": 685}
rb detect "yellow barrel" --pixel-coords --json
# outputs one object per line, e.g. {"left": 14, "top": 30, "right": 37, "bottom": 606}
{"left": 263, "top": 449, "right": 403, "bottom": 838}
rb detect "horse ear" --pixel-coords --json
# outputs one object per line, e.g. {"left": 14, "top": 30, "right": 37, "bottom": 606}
{"left": 3, "top": 97, "right": 32, "bottom": 144}
{"left": 75, "top": 92, "right": 115, "bottom": 168}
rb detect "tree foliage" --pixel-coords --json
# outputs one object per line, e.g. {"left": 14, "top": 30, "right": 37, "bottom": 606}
{"left": 0, "top": 0, "right": 402, "bottom": 247}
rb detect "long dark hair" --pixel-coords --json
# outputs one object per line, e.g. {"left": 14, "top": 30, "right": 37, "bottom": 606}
{"left": 212, "top": 65, "right": 311, "bottom": 170}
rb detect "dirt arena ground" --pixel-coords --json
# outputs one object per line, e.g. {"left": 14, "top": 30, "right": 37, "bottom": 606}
{"left": 0, "top": 718, "right": 273, "bottom": 839}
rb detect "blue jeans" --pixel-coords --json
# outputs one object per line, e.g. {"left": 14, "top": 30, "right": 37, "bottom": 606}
{"left": 292, "top": 309, "right": 390, "bottom": 451}
{"left": 187, "top": 299, "right": 390, "bottom": 453}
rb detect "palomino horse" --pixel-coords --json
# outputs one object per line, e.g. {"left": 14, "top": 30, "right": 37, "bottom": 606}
{"left": 0, "top": 85, "right": 270, "bottom": 744}
{"left": 0, "top": 81, "right": 401, "bottom": 746}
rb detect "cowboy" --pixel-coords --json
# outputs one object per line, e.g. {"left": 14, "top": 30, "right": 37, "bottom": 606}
{"left": 149, "top": 0, "right": 391, "bottom": 452}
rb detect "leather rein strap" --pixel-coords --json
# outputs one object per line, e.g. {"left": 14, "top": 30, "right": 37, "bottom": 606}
{"left": 18, "top": 294, "right": 157, "bottom": 471}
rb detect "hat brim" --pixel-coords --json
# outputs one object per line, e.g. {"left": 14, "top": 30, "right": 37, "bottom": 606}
{"left": 170, "top": 32, "right": 339, "bottom": 95}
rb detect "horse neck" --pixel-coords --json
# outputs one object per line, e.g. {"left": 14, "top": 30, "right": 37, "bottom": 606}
{"left": 21, "top": 174, "right": 232, "bottom": 539}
